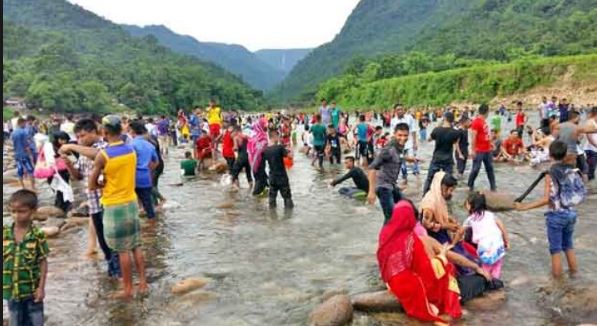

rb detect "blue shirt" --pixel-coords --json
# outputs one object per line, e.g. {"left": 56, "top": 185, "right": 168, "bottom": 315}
{"left": 132, "top": 136, "right": 158, "bottom": 188}
{"left": 356, "top": 123, "right": 369, "bottom": 142}
{"left": 11, "top": 128, "right": 31, "bottom": 159}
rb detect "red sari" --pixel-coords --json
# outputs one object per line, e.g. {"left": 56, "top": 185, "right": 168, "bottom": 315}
{"left": 377, "top": 200, "right": 462, "bottom": 323}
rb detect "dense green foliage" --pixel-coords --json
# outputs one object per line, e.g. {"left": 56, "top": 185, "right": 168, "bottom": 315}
{"left": 124, "top": 25, "right": 287, "bottom": 91}
{"left": 2, "top": 0, "right": 263, "bottom": 114}
{"left": 317, "top": 54, "right": 597, "bottom": 109}
{"left": 274, "top": 0, "right": 597, "bottom": 102}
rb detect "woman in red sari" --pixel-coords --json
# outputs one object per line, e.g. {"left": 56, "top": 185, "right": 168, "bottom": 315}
{"left": 377, "top": 200, "right": 462, "bottom": 324}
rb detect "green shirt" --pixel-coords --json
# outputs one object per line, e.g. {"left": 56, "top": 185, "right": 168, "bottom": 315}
{"left": 180, "top": 159, "right": 197, "bottom": 176}
{"left": 311, "top": 123, "right": 327, "bottom": 146}
{"left": 3, "top": 224, "right": 50, "bottom": 301}
{"left": 490, "top": 115, "right": 502, "bottom": 131}
{"left": 331, "top": 109, "right": 340, "bottom": 129}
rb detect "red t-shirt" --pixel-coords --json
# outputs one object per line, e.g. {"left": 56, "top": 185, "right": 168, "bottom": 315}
{"left": 471, "top": 117, "right": 491, "bottom": 152}
{"left": 503, "top": 137, "right": 524, "bottom": 155}
{"left": 515, "top": 112, "right": 525, "bottom": 127}
{"left": 222, "top": 131, "right": 234, "bottom": 158}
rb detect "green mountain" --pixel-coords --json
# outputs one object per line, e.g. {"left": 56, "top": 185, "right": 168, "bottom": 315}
{"left": 123, "top": 24, "right": 286, "bottom": 91}
{"left": 2, "top": 0, "right": 263, "bottom": 113}
{"left": 254, "top": 48, "right": 312, "bottom": 75}
{"left": 275, "top": 0, "right": 597, "bottom": 102}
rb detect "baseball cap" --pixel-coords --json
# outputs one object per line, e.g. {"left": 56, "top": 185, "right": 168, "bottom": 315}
{"left": 102, "top": 115, "right": 121, "bottom": 128}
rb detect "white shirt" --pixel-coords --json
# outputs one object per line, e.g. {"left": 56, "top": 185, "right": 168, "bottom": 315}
{"left": 390, "top": 114, "right": 418, "bottom": 149}
{"left": 584, "top": 119, "right": 597, "bottom": 152}
{"left": 60, "top": 121, "right": 76, "bottom": 141}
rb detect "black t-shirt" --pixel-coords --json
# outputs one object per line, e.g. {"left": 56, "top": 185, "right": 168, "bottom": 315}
{"left": 327, "top": 134, "right": 341, "bottom": 151}
{"left": 457, "top": 128, "right": 469, "bottom": 154}
{"left": 263, "top": 144, "right": 288, "bottom": 179}
{"left": 430, "top": 126, "right": 460, "bottom": 163}
{"left": 332, "top": 167, "right": 369, "bottom": 192}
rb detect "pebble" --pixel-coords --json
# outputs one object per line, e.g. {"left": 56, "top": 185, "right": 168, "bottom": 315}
{"left": 171, "top": 277, "right": 211, "bottom": 295}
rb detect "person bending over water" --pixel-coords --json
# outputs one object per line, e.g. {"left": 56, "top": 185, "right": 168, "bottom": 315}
{"left": 330, "top": 156, "right": 369, "bottom": 197}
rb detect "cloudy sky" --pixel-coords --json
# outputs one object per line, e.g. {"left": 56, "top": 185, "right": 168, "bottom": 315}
{"left": 68, "top": 0, "right": 361, "bottom": 51}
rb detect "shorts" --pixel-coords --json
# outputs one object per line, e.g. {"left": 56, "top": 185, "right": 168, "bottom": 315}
{"left": 545, "top": 210, "right": 576, "bottom": 255}
{"left": 209, "top": 124, "right": 221, "bottom": 138}
{"left": 103, "top": 201, "right": 141, "bottom": 252}
{"left": 16, "top": 157, "right": 34, "bottom": 178}
{"left": 8, "top": 297, "right": 43, "bottom": 326}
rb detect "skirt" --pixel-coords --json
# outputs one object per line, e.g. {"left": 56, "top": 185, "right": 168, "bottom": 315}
{"left": 103, "top": 201, "right": 141, "bottom": 252}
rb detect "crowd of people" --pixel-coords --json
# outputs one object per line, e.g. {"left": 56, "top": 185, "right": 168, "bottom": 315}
{"left": 3, "top": 96, "right": 596, "bottom": 325}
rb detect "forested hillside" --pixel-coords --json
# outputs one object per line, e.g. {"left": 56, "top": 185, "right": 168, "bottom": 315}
{"left": 274, "top": 0, "right": 597, "bottom": 102}
{"left": 316, "top": 54, "right": 597, "bottom": 109}
{"left": 2, "top": 0, "right": 263, "bottom": 113}
{"left": 123, "top": 25, "right": 286, "bottom": 91}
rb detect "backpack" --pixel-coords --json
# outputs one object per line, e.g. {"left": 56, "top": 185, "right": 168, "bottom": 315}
{"left": 550, "top": 165, "right": 586, "bottom": 208}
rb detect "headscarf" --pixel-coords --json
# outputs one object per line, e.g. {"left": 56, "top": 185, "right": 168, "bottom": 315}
{"left": 377, "top": 199, "right": 462, "bottom": 323}
{"left": 376, "top": 200, "right": 417, "bottom": 283}
{"left": 248, "top": 117, "right": 268, "bottom": 173}
{"left": 420, "top": 171, "right": 450, "bottom": 225}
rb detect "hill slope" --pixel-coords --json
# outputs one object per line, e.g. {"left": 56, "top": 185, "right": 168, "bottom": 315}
{"left": 275, "top": 0, "right": 597, "bottom": 101}
{"left": 254, "top": 48, "right": 312, "bottom": 75}
{"left": 3, "top": 0, "right": 262, "bottom": 112}
{"left": 123, "top": 25, "right": 286, "bottom": 91}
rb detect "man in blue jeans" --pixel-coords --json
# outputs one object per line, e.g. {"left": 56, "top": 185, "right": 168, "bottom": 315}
{"left": 467, "top": 104, "right": 497, "bottom": 191}
{"left": 129, "top": 120, "right": 159, "bottom": 224}
{"left": 367, "top": 123, "right": 418, "bottom": 224}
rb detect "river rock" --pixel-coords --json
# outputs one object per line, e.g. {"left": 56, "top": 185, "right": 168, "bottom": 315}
{"left": 209, "top": 161, "right": 228, "bottom": 174}
{"left": 60, "top": 221, "right": 79, "bottom": 232}
{"left": 481, "top": 191, "right": 515, "bottom": 211}
{"left": 35, "top": 206, "right": 66, "bottom": 219}
{"left": 3, "top": 176, "right": 18, "bottom": 184}
{"left": 351, "top": 291, "right": 402, "bottom": 312}
{"left": 309, "top": 294, "right": 353, "bottom": 326}
{"left": 65, "top": 216, "right": 89, "bottom": 227}
{"left": 322, "top": 288, "right": 348, "bottom": 302}
{"left": 465, "top": 289, "right": 506, "bottom": 311}
{"left": 41, "top": 226, "right": 60, "bottom": 238}
{"left": 3, "top": 168, "right": 17, "bottom": 177}
{"left": 216, "top": 201, "right": 235, "bottom": 209}
{"left": 171, "top": 277, "right": 211, "bottom": 295}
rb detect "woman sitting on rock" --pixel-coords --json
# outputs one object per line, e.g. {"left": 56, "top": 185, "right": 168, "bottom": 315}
{"left": 377, "top": 199, "right": 499, "bottom": 324}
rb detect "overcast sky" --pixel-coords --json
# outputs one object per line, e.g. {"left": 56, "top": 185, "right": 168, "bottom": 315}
{"left": 68, "top": 0, "right": 361, "bottom": 51}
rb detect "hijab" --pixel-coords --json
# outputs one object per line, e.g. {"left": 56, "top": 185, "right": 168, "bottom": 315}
{"left": 420, "top": 171, "right": 450, "bottom": 225}
{"left": 377, "top": 200, "right": 417, "bottom": 283}
{"left": 248, "top": 117, "right": 268, "bottom": 173}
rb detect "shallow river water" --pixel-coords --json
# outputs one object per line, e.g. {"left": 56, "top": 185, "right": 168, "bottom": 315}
{"left": 3, "top": 117, "right": 597, "bottom": 326}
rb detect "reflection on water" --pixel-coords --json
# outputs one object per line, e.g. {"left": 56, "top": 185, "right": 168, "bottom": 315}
{"left": 3, "top": 125, "right": 597, "bottom": 325}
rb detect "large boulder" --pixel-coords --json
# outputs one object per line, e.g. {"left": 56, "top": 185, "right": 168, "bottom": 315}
{"left": 481, "top": 191, "right": 515, "bottom": 211}
{"left": 351, "top": 291, "right": 402, "bottom": 312}
{"left": 40, "top": 226, "right": 60, "bottom": 238}
{"left": 35, "top": 206, "right": 66, "bottom": 220}
{"left": 309, "top": 294, "right": 353, "bottom": 326}
{"left": 171, "top": 277, "right": 211, "bottom": 295}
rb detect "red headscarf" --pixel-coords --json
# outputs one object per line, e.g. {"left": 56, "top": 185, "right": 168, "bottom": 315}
{"left": 377, "top": 200, "right": 462, "bottom": 323}
{"left": 377, "top": 200, "right": 417, "bottom": 283}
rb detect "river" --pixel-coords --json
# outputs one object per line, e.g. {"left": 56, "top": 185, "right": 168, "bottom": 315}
{"left": 3, "top": 115, "right": 597, "bottom": 325}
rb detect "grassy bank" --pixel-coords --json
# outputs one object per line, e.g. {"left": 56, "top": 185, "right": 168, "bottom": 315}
{"left": 316, "top": 54, "right": 597, "bottom": 110}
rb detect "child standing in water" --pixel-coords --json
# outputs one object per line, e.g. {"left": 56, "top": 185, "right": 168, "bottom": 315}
{"left": 463, "top": 192, "right": 509, "bottom": 279}
{"left": 516, "top": 140, "right": 585, "bottom": 277}
{"left": 4, "top": 190, "right": 49, "bottom": 326}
